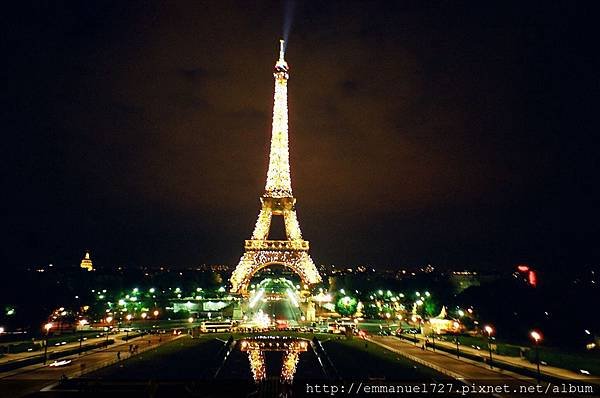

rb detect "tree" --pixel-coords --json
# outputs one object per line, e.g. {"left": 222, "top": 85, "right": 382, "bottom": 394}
{"left": 335, "top": 296, "right": 358, "bottom": 317}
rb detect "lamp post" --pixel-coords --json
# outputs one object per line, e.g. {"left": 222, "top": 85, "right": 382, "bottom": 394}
{"left": 385, "top": 312, "right": 391, "bottom": 331}
{"left": 43, "top": 323, "right": 52, "bottom": 364}
{"left": 78, "top": 319, "right": 87, "bottom": 355}
{"left": 105, "top": 316, "right": 113, "bottom": 348}
{"left": 484, "top": 325, "right": 494, "bottom": 369}
{"left": 530, "top": 330, "right": 543, "bottom": 383}
{"left": 455, "top": 336, "right": 460, "bottom": 359}
{"left": 453, "top": 321, "right": 460, "bottom": 359}
{"left": 188, "top": 316, "right": 194, "bottom": 336}
{"left": 125, "top": 314, "right": 132, "bottom": 340}
{"left": 141, "top": 312, "right": 147, "bottom": 334}
{"left": 431, "top": 330, "right": 436, "bottom": 352}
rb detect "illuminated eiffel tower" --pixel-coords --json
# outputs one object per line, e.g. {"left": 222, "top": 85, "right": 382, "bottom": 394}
{"left": 230, "top": 40, "right": 321, "bottom": 294}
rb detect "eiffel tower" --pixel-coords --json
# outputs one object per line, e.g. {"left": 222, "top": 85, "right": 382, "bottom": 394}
{"left": 230, "top": 40, "right": 322, "bottom": 294}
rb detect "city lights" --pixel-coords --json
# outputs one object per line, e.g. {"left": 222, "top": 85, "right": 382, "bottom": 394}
{"left": 0, "top": 3, "right": 594, "bottom": 392}
{"left": 2, "top": 4, "right": 595, "bottom": 395}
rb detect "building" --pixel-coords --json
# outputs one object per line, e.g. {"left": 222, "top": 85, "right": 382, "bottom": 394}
{"left": 80, "top": 251, "right": 94, "bottom": 272}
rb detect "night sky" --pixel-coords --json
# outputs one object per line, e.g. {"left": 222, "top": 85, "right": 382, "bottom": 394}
{"left": 4, "top": 1, "right": 599, "bottom": 272}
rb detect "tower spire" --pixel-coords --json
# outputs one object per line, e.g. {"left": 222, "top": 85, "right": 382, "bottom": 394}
{"left": 275, "top": 39, "right": 288, "bottom": 72}
{"left": 265, "top": 39, "right": 292, "bottom": 197}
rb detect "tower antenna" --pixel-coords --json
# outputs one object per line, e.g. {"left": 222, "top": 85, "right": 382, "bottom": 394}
{"left": 279, "top": 39, "right": 285, "bottom": 62}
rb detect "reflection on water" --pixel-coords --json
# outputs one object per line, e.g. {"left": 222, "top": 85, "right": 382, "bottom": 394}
{"left": 247, "top": 349, "right": 266, "bottom": 381}
{"left": 281, "top": 350, "right": 300, "bottom": 383}
{"left": 240, "top": 336, "right": 308, "bottom": 384}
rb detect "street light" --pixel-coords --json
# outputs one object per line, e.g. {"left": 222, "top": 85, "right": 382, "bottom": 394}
{"left": 453, "top": 321, "right": 460, "bottom": 359}
{"left": 530, "top": 330, "right": 543, "bottom": 383}
{"left": 484, "top": 325, "right": 494, "bottom": 368}
{"left": 43, "top": 323, "right": 52, "bottom": 364}
{"left": 385, "top": 312, "right": 391, "bottom": 330}
{"left": 78, "top": 319, "right": 87, "bottom": 355}
{"left": 125, "top": 314, "right": 132, "bottom": 340}
{"left": 153, "top": 310, "right": 159, "bottom": 318}
{"left": 105, "top": 317, "right": 113, "bottom": 348}
{"left": 188, "top": 317, "right": 194, "bottom": 336}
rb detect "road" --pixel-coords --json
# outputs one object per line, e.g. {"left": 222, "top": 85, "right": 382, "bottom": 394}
{"left": 256, "top": 297, "right": 302, "bottom": 326}
{"left": 0, "top": 333, "right": 181, "bottom": 398}
{"left": 0, "top": 332, "right": 117, "bottom": 365}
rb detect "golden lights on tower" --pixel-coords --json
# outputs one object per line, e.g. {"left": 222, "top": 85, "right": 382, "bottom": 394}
{"left": 229, "top": 40, "right": 322, "bottom": 294}
{"left": 265, "top": 39, "right": 292, "bottom": 198}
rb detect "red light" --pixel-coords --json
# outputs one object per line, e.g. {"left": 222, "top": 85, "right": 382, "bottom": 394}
{"left": 517, "top": 265, "right": 529, "bottom": 272}
{"left": 528, "top": 270, "right": 537, "bottom": 287}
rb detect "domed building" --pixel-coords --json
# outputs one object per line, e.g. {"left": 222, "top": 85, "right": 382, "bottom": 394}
{"left": 80, "top": 251, "right": 94, "bottom": 272}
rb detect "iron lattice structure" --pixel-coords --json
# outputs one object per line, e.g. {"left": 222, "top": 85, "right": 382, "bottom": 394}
{"left": 230, "top": 41, "right": 322, "bottom": 294}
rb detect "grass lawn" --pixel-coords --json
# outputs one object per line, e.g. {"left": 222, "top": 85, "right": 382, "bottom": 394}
{"left": 432, "top": 334, "right": 524, "bottom": 357}
{"left": 323, "top": 337, "right": 450, "bottom": 381}
{"left": 90, "top": 336, "right": 226, "bottom": 379}
{"left": 527, "top": 346, "right": 600, "bottom": 376}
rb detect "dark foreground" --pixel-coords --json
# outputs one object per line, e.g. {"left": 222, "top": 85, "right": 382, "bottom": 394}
{"left": 9, "top": 333, "right": 456, "bottom": 398}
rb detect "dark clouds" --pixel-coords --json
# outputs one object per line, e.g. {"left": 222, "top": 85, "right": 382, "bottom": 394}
{"left": 3, "top": 1, "right": 599, "bottom": 271}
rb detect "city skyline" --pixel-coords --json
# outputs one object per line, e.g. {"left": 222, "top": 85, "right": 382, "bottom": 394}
{"left": 4, "top": 1, "right": 599, "bottom": 273}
